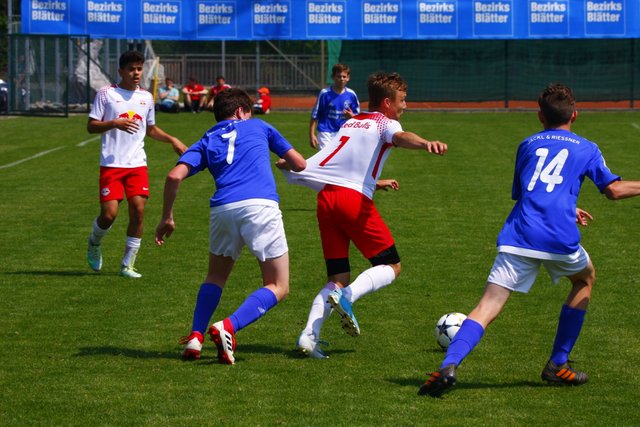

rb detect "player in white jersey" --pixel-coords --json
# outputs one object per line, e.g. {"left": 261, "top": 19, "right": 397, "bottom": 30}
{"left": 280, "top": 72, "right": 447, "bottom": 358}
{"left": 419, "top": 83, "right": 640, "bottom": 397}
{"left": 86, "top": 51, "right": 187, "bottom": 278}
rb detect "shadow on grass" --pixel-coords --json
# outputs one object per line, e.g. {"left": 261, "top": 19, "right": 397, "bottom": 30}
{"left": 75, "top": 346, "right": 193, "bottom": 360}
{"left": 224, "top": 343, "right": 355, "bottom": 361}
{"left": 3, "top": 270, "right": 116, "bottom": 277}
{"left": 73, "top": 343, "right": 356, "bottom": 364}
{"left": 387, "top": 376, "right": 543, "bottom": 391}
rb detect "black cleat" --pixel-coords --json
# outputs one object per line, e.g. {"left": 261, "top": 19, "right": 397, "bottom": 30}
{"left": 418, "top": 364, "right": 457, "bottom": 397}
{"left": 541, "top": 360, "right": 588, "bottom": 385}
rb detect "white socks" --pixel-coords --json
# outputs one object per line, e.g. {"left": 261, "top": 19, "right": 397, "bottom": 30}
{"left": 303, "top": 282, "right": 339, "bottom": 339}
{"left": 122, "top": 236, "right": 141, "bottom": 268}
{"left": 89, "top": 219, "right": 110, "bottom": 245}
{"left": 342, "top": 265, "right": 396, "bottom": 304}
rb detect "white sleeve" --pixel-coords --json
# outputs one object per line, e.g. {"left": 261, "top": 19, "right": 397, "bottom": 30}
{"left": 383, "top": 119, "right": 403, "bottom": 143}
{"left": 146, "top": 94, "right": 156, "bottom": 126}
{"left": 89, "top": 88, "right": 107, "bottom": 120}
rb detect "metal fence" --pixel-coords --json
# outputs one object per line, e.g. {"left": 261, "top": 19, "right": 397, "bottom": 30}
{"left": 4, "top": 36, "right": 324, "bottom": 116}
{"left": 157, "top": 54, "right": 323, "bottom": 94}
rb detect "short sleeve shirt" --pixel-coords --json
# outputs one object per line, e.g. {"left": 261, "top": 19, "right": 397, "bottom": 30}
{"left": 178, "top": 118, "right": 293, "bottom": 207}
{"left": 311, "top": 87, "right": 360, "bottom": 133}
{"left": 497, "top": 129, "right": 620, "bottom": 256}
{"left": 287, "top": 111, "right": 401, "bottom": 199}
{"left": 89, "top": 84, "right": 155, "bottom": 168}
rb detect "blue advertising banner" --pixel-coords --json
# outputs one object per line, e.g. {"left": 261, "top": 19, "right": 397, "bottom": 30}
{"left": 22, "top": 0, "right": 640, "bottom": 40}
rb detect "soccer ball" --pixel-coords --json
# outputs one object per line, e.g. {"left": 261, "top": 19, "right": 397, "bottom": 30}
{"left": 434, "top": 312, "right": 467, "bottom": 350}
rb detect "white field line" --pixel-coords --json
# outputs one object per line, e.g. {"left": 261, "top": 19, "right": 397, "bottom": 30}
{"left": 632, "top": 123, "right": 640, "bottom": 130}
{"left": 0, "top": 146, "right": 66, "bottom": 170}
{"left": 76, "top": 135, "right": 101, "bottom": 147}
{"left": 0, "top": 135, "right": 100, "bottom": 170}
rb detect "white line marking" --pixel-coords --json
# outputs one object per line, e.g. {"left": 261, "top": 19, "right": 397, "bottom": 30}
{"left": 0, "top": 146, "right": 66, "bottom": 170}
{"left": 632, "top": 123, "right": 640, "bottom": 130}
{"left": 76, "top": 135, "right": 101, "bottom": 147}
{"left": 0, "top": 135, "right": 100, "bottom": 170}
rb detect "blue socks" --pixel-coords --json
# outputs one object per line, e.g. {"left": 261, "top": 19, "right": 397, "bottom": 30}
{"left": 550, "top": 304, "right": 586, "bottom": 366}
{"left": 191, "top": 283, "right": 223, "bottom": 334}
{"left": 229, "top": 287, "right": 278, "bottom": 332}
{"left": 437, "top": 306, "right": 585, "bottom": 369}
{"left": 441, "top": 319, "right": 485, "bottom": 368}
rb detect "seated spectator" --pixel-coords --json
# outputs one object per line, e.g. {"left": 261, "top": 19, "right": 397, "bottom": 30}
{"left": 157, "top": 78, "right": 180, "bottom": 113}
{"left": 252, "top": 87, "right": 271, "bottom": 114}
{"left": 205, "top": 75, "right": 232, "bottom": 110}
{"left": 182, "top": 77, "right": 208, "bottom": 113}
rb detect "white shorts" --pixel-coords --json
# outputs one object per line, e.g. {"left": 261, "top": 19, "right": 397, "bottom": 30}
{"left": 209, "top": 202, "right": 288, "bottom": 262}
{"left": 487, "top": 246, "right": 590, "bottom": 293}
{"left": 317, "top": 131, "right": 338, "bottom": 150}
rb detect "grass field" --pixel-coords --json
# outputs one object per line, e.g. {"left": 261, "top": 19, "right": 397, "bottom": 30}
{"left": 1, "top": 110, "right": 640, "bottom": 425}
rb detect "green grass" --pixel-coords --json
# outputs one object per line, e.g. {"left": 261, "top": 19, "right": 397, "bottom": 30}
{"left": 1, "top": 110, "right": 640, "bottom": 425}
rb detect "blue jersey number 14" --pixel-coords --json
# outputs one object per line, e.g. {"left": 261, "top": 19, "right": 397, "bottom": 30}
{"left": 527, "top": 148, "right": 569, "bottom": 192}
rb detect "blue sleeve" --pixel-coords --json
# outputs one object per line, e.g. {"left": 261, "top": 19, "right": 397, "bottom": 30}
{"left": 585, "top": 146, "right": 621, "bottom": 192}
{"left": 266, "top": 122, "right": 294, "bottom": 157}
{"left": 511, "top": 144, "right": 524, "bottom": 200}
{"left": 311, "top": 90, "right": 324, "bottom": 119}
{"left": 352, "top": 92, "right": 360, "bottom": 114}
{"left": 178, "top": 139, "right": 208, "bottom": 177}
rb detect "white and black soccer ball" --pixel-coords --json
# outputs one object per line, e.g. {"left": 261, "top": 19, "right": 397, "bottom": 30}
{"left": 434, "top": 312, "right": 467, "bottom": 350}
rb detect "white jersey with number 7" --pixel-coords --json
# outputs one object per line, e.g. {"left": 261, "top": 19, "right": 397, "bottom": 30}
{"left": 283, "top": 112, "right": 402, "bottom": 199}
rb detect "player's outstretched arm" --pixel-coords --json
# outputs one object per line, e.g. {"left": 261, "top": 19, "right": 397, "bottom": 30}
{"left": 376, "top": 179, "right": 399, "bottom": 191}
{"left": 155, "top": 163, "right": 190, "bottom": 246}
{"left": 603, "top": 180, "right": 640, "bottom": 200}
{"left": 147, "top": 125, "right": 188, "bottom": 155}
{"left": 576, "top": 207, "right": 593, "bottom": 227}
{"left": 392, "top": 131, "right": 447, "bottom": 155}
{"left": 280, "top": 148, "right": 307, "bottom": 172}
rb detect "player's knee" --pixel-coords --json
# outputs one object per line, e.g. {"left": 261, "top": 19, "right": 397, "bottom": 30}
{"left": 278, "top": 285, "right": 290, "bottom": 301}
{"left": 267, "top": 282, "right": 289, "bottom": 302}
{"left": 98, "top": 210, "right": 117, "bottom": 226}
{"left": 368, "top": 245, "right": 400, "bottom": 268}
{"left": 572, "top": 262, "right": 596, "bottom": 289}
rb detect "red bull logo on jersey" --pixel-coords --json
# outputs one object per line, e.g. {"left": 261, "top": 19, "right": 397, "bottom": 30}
{"left": 342, "top": 120, "right": 371, "bottom": 129}
{"left": 118, "top": 110, "right": 144, "bottom": 121}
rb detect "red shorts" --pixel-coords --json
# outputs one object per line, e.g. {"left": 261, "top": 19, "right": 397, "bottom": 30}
{"left": 317, "top": 184, "right": 394, "bottom": 260}
{"left": 99, "top": 166, "right": 149, "bottom": 203}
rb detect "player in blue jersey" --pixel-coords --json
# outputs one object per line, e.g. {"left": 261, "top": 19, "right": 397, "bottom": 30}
{"left": 154, "top": 88, "right": 306, "bottom": 364}
{"left": 419, "top": 83, "right": 640, "bottom": 397}
{"left": 309, "top": 63, "right": 360, "bottom": 150}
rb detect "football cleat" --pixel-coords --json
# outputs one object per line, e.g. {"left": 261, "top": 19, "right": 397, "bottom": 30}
{"left": 209, "top": 318, "right": 236, "bottom": 365}
{"left": 296, "top": 331, "right": 329, "bottom": 359}
{"left": 327, "top": 288, "right": 360, "bottom": 337}
{"left": 541, "top": 360, "right": 588, "bottom": 385}
{"left": 120, "top": 265, "right": 142, "bottom": 278}
{"left": 180, "top": 331, "right": 204, "bottom": 360}
{"left": 418, "top": 364, "right": 457, "bottom": 397}
{"left": 87, "top": 239, "right": 102, "bottom": 272}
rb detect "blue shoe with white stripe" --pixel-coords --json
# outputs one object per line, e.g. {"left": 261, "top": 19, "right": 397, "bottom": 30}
{"left": 327, "top": 288, "right": 360, "bottom": 337}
